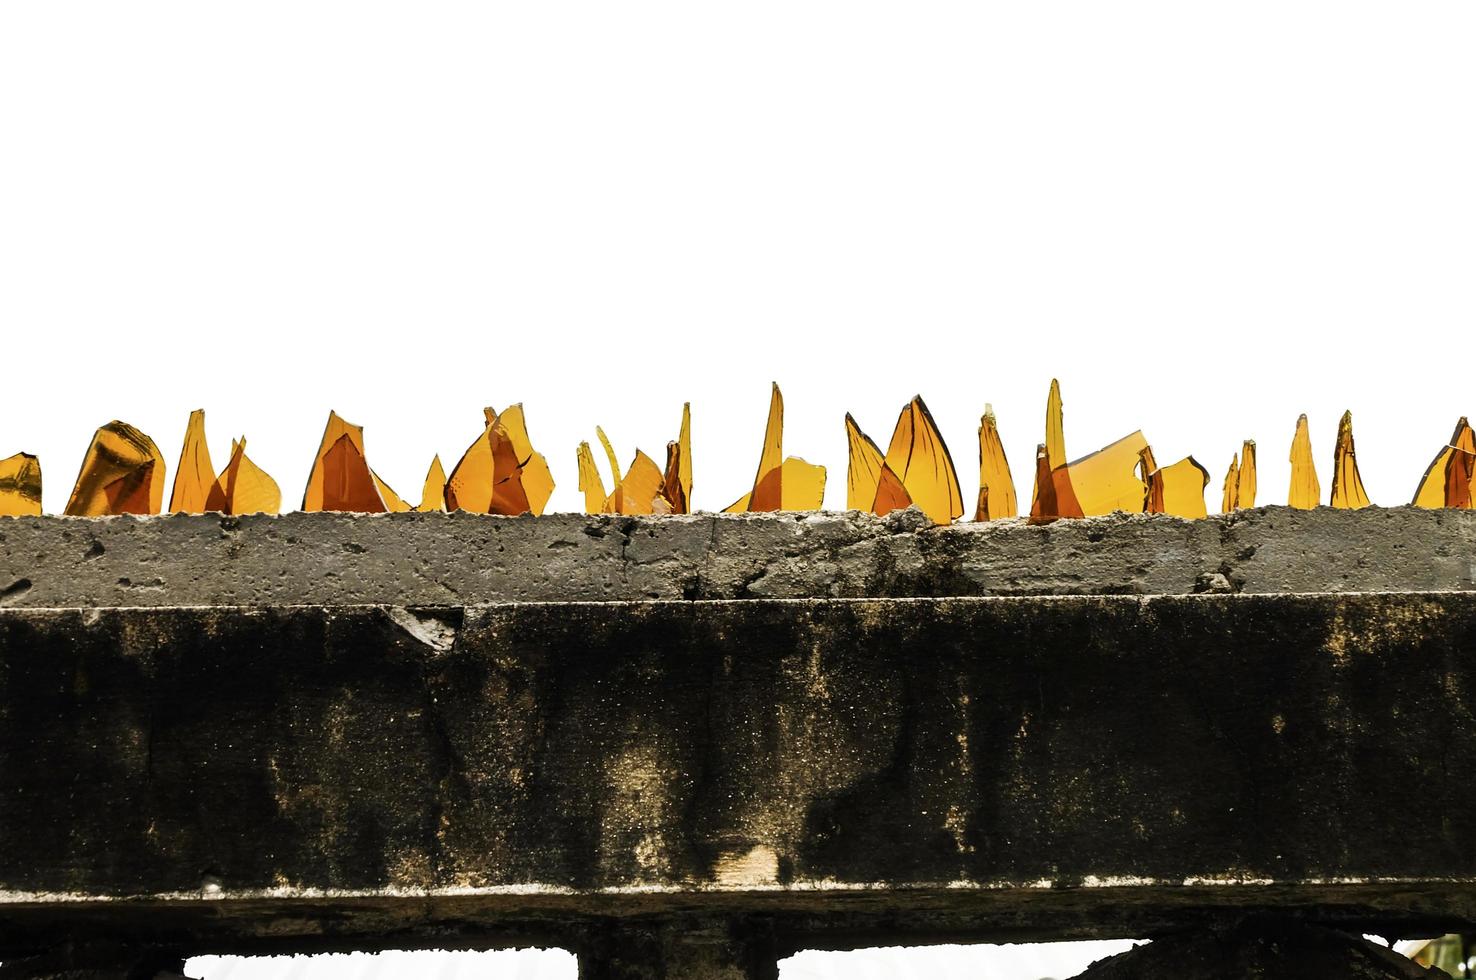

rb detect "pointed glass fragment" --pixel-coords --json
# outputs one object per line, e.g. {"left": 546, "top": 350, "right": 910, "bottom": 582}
{"left": 303, "top": 414, "right": 386, "bottom": 513}
{"left": 1044, "top": 379, "right": 1067, "bottom": 469}
{"left": 1288, "top": 415, "right": 1321, "bottom": 510}
{"left": 597, "top": 427, "right": 623, "bottom": 488}
{"left": 975, "top": 405, "right": 1017, "bottom": 521}
{"left": 1413, "top": 418, "right": 1475, "bottom": 509}
{"left": 1028, "top": 443, "right": 1083, "bottom": 525}
{"left": 416, "top": 456, "right": 447, "bottom": 512}
{"left": 372, "top": 471, "right": 411, "bottom": 513}
{"left": 1329, "top": 410, "right": 1370, "bottom": 509}
{"left": 1236, "top": 440, "right": 1257, "bottom": 509}
{"left": 883, "top": 396, "right": 963, "bottom": 525}
{"left": 845, "top": 414, "right": 913, "bottom": 516}
{"left": 65, "top": 421, "right": 166, "bottom": 516}
{"left": 446, "top": 405, "right": 556, "bottom": 516}
{"left": 609, "top": 450, "right": 666, "bottom": 515}
{"left": 660, "top": 403, "right": 692, "bottom": 514}
{"left": 169, "top": 409, "right": 216, "bottom": 514}
{"left": 577, "top": 442, "right": 607, "bottom": 514}
{"left": 1221, "top": 453, "right": 1240, "bottom": 513}
{"left": 0, "top": 453, "right": 42, "bottom": 517}
{"left": 725, "top": 384, "right": 825, "bottom": 513}
{"left": 205, "top": 438, "right": 281, "bottom": 516}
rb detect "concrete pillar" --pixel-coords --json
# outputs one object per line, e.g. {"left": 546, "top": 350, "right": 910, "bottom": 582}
{"left": 1073, "top": 924, "right": 1445, "bottom": 978}
{"left": 579, "top": 920, "right": 778, "bottom": 980}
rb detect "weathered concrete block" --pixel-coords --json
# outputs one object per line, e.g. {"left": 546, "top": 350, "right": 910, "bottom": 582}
{"left": 3, "top": 507, "right": 1476, "bottom": 608}
{"left": 0, "top": 593, "right": 1471, "bottom": 957}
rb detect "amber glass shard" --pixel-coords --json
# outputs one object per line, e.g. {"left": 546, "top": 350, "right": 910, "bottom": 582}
{"left": 660, "top": 403, "right": 692, "bottom": 514}
{"left": 446, "top": 406, "right": 556, "bottom": 517}
{"left": 596, "top": 427, "right": 623, "bottom": 487}
{"left": 1221, "top": 454, "right": 1240, "bottom": 513}
{"left": 1237, "top": 440, "right": 1257, "bottom": 509}
{"left": 1288, "top": 415, "right": 1320, "bottom": 510}
{"left": 883, "top": 396, "right": 963, "bottom": 526}
{"left": 64, "top": 421, "right": 166, "bottom": 516}
{"left": 779, "top": 457, "right": 826, "bottom": 510}
{"left": 169, "top": 409, "right": 216, "bottom": 514}
{"left": 844, "top": 414, "right": 912, "bottom": 516}
{"left": 415, "top": 456, "right": 447, "bottom": 513}
{"left": 1044, "top": 379, "right": 1067, "bottom": 469}
{"left": 1329, "top": 410, "right": 1370, "bottom": 509}
{"left": 845, "top": 413, "right": 886, "bottom": 511}
{"left": 0, "top": 453, "right": 42, "bottom": 517}
{"left": 1145, "top": 456, "right": 1210, "bottom": 519}
{"left": 975, "top": 406, "right": 1017, "bottom": 521}
{"left": 1028, "top": 444, "right": 1084, "bottom": 525}
{"left": 577, "top": 442, "right": 607, "bottom": 514}
{"left": 302, "top": 413, "right": 387, "bottom": 513}
{"left": 725, "top": 384, "right": 824, "bottom": 513}
{"left": 205, "top": 438, "right": 281, "bottom": 516}
{"left": 1413, "top": 418, "right": 1476, "bottom": 509}
{"left": 372, "top": 471, "right": 411, "bottom": 513}
{"left": 609, "top": 450, "right": 666, "bottom": 515}
{"left": 1067, "top": 431, "right": 1151, "bottom": 516}
{"left": 1136, "top": 445, "right": 1160, "bottom": 512}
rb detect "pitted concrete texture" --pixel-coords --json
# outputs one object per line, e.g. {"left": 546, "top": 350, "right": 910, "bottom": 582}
{"left": 1, "top": 506, "right": 1475, "bottom": 608}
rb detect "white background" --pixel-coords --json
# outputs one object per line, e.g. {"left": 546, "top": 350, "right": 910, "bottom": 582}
{"left": 3, "top": 2, "right": 1470, "bottom": 976}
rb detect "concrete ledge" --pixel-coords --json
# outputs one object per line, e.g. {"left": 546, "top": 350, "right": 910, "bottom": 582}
{"left": 0, "top": 594, "right": 1472, "bottom": 955}
{"left": 3, "top": 507, "right": 1476, "bottom": 607}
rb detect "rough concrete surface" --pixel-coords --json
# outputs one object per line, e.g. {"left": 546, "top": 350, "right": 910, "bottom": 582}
{"left": 0, "top": 594, "right": 1472, "bottom": 960}
{"left": 2, "top": 506, "right": 1476, "bottom": 607}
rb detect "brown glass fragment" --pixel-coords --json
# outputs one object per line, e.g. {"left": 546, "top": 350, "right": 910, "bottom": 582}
{"left": 1221, "top": 454, "right": 1240, "bottom": 513}
{"left": 1288, "top": 415, "right": 1321, "bottom": 509}
{"left": 975, "top": 406, "right": 1017, "bottom": 521}
{"left": 845, "top": 414, "right": 913, "bottom": 516}
{"left": 725, "top": 383, "right": 825, "bottom": 513}
{"left": 1028, "top": 443, "right": 1084, "bottom": 525}
{"left": 1413, "top": 418, "right": 1475, "bottom": 509}
{"left": 169, "top": 410, "right": 216, "bottom": 514}
{"left": 416, "top": 456, "right": 447, "bottom": 512}
{"left": 1143, "top": 453, "right": 1210, "bottom": 518}
{"left": 205, "top": 438, "right": 281, "bottom": 516}
{"left": 446, "top": 405, "right": 555, "bottom": 516}
{"left": 302, "top": 413, "right": 388, "bottom": 513}
{"left": 579, "top": 406, "right": 693, "bottom": 515}
{"left": 577, "top": 442, "right": 607, "bottom": 514}
{"left": 65, "top": 421, "right": 166, "bottom": 516}
{"left": 660, "top": 403, "right": 692, "bottom": 514}
{"left": 1329, "top": 410, "right": 1371, "bottom": 509}
{"left": 883, "top": 396, "right": 963, "bottom": 525}
{"left": 1029, "top": 380, "right": 1145, "bottom": 518}
{"left": 0, "top": 453, "right": 42, "bottom": 517}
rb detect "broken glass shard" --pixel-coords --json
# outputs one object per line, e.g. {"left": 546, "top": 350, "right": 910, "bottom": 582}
{"left": 65, "top": 421, "right": 166, "bottom": 516}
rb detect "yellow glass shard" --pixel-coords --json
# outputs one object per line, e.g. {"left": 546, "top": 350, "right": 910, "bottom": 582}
{"left": 1221, "top": 453, "right": 1240, "bottom": 513}
{"left": 1136, "top": 445, "right": 1160, "bottom": 512}
{"left": 844, "top": 413, "right": 913, "bottom": 516}
{"left": 372, "top": 470, "right": 411, "bottom": 513}
{"left": 1067, "top": 431, "right": 1151, "bottom": 516}
{"left": 169, "top": 409, "right": 216, "bottom": 514}
{"left": 1028, "top": 443, "right": 1083, "bottom": 525}
{"left": 416, "top": 456, "right": 447, "bottom": 512}
{"left": 726, "top": 384, "right": 824, "bottom": 513}
{"left": 1045, "top": 379, "right": 1067, "bottom": 469}
{"left": 609, "top": 450, "right": 666, "bottom": 515}
{"left": 205, "top": 438, "right": 281, "bottom": 516}
{"left": 1413, "top": 418, "right": 1475, "bottom": 509}
{"left": 303, "top": 412, "right": 387, "bottom": 513}
{"left": 1329, "top": 410, "right": 1370, "bottom": 510}
{"left": 64, "top": 421, "right": 166, "bottom": 517}
{"left": 1237, "top": 440, "right": 1257, "bottom": 509}
{"left": 975, "top": 406, "right": 1017, "bottom": 521}
{"left": 884, "top": 396, "right": 963, "bottom": 526}
{"left": 1288, "top": 415, "right": 1320, "bottom": 509}
{"left": 446, "top": 406, "right": 556, "bottom": 516}
{"left": 0, "top": 453, "right": 42, "bottom": 517}
{"left": 778, "top": 457, "right": 826, "bottom": 510}
{"left": 596, "top": 427, "right": 623, "bottom": 487}
{"left": 660, "top": 403, "right": 692, "bottom": 514}
{"left": 577, "top": 442, "right": 607, "bottom": 514}
{"left": 1145, "top": 456, "right": 1210, "bottom": 519}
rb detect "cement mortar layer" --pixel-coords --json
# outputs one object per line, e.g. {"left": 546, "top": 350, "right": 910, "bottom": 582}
{"left": 0, "top": 506, "right": 1473, "bottom": 608}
